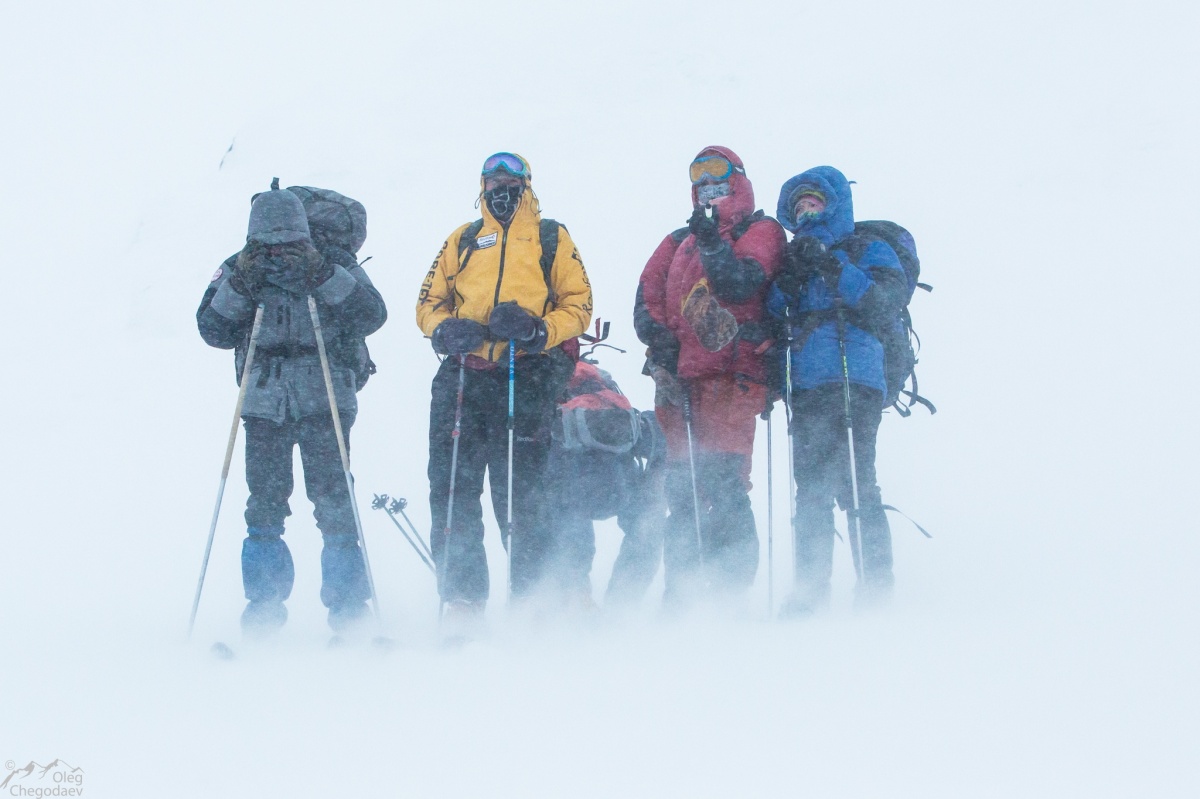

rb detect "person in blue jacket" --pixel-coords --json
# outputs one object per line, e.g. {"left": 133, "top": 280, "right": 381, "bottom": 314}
{"left": 767, "top": 166, "right": 909, "bottom": 614}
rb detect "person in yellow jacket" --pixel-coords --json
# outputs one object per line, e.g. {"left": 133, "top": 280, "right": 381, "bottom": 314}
{"left": 417, "top": 152, "right": 592, "bottom": 625}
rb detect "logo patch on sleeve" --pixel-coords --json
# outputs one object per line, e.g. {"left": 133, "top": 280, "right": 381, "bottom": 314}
{"left": 211, "top": 267, "right": 224, "bottom": 282}
{"left": 475, "top": 232, "right": 498, "bottom": 249}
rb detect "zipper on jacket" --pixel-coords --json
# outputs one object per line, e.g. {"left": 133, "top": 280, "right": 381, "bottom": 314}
{"left": 487, "top": 225, "right": 511, "bottom": 361}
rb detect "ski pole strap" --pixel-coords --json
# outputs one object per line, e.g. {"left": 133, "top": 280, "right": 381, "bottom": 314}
{"left": 882, "top": 504, "right": 933, "bottom": 538}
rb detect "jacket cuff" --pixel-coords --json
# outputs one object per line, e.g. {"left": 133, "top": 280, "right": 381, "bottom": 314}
{"left": 210, "top": 281, "right": 255, "bottom": 321}
{"left": 838, "top": 265, "right": 872, "bottom": 307}
{"left": 314, "top": 265, "right": 357, "bottom": 306}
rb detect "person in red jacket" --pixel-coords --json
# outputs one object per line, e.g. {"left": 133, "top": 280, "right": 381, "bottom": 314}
{"left": 633, "top": 146, "right": 786, "bottom": 607}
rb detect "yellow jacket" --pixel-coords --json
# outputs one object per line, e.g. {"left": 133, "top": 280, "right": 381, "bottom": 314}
{"left": 416, "top": 160, "right": 593, "bottom": 362}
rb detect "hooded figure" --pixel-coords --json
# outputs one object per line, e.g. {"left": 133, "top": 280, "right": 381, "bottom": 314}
{"left": 416, "top": 152, "right": 593, "bottom": 633}
{"left": 197, "top": 181, "right": 387, "bottom": 636}
{"left": 633, "top": 146, "right": 786, "bottom": 607}
{"left": 767, "top": 166, "right": 910, "bottom": 614}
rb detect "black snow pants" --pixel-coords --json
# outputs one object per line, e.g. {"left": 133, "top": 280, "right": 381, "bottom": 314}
{"left": 790, "top": 384, "right": 893, "bottom": 594}
{"left": 427, "top": 352, "right": 572, "bottom": 603}
{"left": 241, "top": 414, "right": 369, "bottom": 611}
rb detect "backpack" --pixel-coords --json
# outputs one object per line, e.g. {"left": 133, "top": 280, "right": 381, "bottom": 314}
{"left": 841, "top": 220, "right": 935, "bottom": 416}
{"left": 286, "top": 185, "right": 376, "bottom": 390}
{"left": 553, "top": 361, "right": 642, "bottom": 454}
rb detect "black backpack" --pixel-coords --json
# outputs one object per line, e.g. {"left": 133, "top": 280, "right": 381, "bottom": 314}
{"left": 287, "top": 185, "right": 376, "bottom": 390}
{"left": 842, "top": 220, "right": 935, "bottom": 416}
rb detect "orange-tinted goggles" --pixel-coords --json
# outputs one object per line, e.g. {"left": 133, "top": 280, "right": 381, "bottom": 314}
{"left": 689, "top": 155, "right": 742, "bottom": 184}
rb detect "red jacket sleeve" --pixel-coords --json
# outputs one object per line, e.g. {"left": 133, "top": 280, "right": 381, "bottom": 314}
{"left": 634, "top": 232, "right": 683, "bottom": 367}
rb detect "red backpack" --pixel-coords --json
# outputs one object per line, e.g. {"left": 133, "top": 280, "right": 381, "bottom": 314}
{"left": 553, "top": 361, "right": 642, "bottom": 454}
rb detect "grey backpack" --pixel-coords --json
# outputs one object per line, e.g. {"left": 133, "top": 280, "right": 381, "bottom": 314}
{"left": 286, "top": 185, "right": 376, "bottom": 390}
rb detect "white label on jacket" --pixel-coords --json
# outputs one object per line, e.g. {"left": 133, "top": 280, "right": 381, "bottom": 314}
{"left": 475, "top": 232, "right": 498, "bottom": 249}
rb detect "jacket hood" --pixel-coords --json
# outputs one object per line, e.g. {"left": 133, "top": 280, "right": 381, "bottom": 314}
{"left": 690, "top": 145, "right": 755, "bottom": 229}
{"left": 478, "top": 152, "right": 540, "bottom": 227}
{"left": 777, "top": 166, "right": 854, "bottom": 244}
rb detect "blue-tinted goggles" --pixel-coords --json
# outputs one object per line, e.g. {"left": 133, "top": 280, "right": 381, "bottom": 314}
{"left": 482, "top": 152, "right": 527, "bottom": 177}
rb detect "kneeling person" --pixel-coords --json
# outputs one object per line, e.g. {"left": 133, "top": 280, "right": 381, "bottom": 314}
{"left": 544, "top": 359, "right": 666, "bottom": 609}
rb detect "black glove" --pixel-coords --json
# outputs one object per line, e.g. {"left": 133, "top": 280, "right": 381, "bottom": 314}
{"left": 687, "top": 206, "right": 723, "bottom": 253}
{"left": 265, "top": 241, "right": 335, "bottom": 294}
{"left": 649, "top": 365, "right": 685, "bottom": 407}
{"left": 815, "top": 253, "right": 842, "bottom": 289}
{"left": 229, "top": 244, "right": 268, "bottom": 297}
{"left": 788, "top": 235, "right": 842, "bottom": 290}
{"left": 488, "top": 301, "right": 548, "bottom": 352}
{"left": 431, "top": 318, "right": 487, "bottom": 355}
{"left": 774, "top": 253, "right": 811, "bottom": 297}
{"left": 788, "top": 235, "right": 827, "bottom": 267}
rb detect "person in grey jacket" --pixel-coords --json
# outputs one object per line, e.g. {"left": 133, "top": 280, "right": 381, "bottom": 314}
{"left": 197, "top": 183, "right": 387, "bottom": 635}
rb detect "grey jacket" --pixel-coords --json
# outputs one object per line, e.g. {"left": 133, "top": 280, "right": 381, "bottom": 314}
{"left": 197, "top": 253, "right": 387, "bottom": 425}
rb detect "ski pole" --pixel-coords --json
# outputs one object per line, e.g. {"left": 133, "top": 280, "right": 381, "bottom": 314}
{"left": 371, "top": 494, "right": 435, "bottom": 574}
{"left": 390, "top": 495, "right": 434, "bottom": 560}
{"left": 764, "top": 401, "right": 775, "bottom": 617}
{"left": 682, "top": 389, "right": 706, "bottom": 577}
{"left": 506, "top": 339, "right": 516, "bottom": 603}
{"left": 439, "top": 355, "right": 467, "bottom": 621}
{"left": 834, "top": 299, "right": 864, "bottom": 582}
{"left": 308, "top": 295, "right": 381, "bottom": 621}
{"left": 783, "top": 308, "right": 798, "bottom": 580}
{"left": 189, "top": 303, "right": 266, "bottom": 639}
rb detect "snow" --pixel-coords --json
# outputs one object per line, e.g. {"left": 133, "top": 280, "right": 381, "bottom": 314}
{"left": 2, "top": 0, "right": 1198, "bottom": 795}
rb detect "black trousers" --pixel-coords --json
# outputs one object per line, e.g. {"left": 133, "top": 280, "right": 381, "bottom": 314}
{"left": 790, "top": 384, "right": 893, "bottom": 590}
{"left": 242, "top": 414, "right": 369, "bottom": 609}
{"left": 427, "top": 353, "right": 571, "bottom": 602}
{"left": 244, "top": 414, "right": 355, "bottom": 536}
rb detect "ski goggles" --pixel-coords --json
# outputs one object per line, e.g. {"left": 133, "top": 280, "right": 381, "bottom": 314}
{"left": 790, "top": 187, "right": 827, "bottom": 214}
{"left": 482, "top": 152, "right": 527, "bottom": 178}
{"left": 689, "top": 155, "right": 743, "bottom": 184}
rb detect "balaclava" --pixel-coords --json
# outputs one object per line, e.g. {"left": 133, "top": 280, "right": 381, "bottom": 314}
{"left": 696, "top": 181, "right": 731, "bottom": 207}
{"left": 485, "top": 182, "right": 524, "bottom": 224}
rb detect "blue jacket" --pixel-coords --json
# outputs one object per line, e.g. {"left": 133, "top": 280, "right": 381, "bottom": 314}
{"left": 767, "top": 167, "right": 908, "bottom": 400}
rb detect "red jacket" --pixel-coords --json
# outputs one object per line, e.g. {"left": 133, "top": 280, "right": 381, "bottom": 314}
{"left": 635, "top": 146, "right": 785, "bottom": 382}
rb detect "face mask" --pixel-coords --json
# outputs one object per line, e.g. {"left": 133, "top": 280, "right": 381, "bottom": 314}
{"left": 485, "top": 184, "right": 523, "bottom": 222}
{"left": 696, "top": 181, "right": 731, "bottom": 207}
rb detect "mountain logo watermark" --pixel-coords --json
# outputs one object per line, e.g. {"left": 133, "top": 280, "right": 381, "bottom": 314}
{"left": 0, "top": 760, "right": 85, "bottom": 797}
